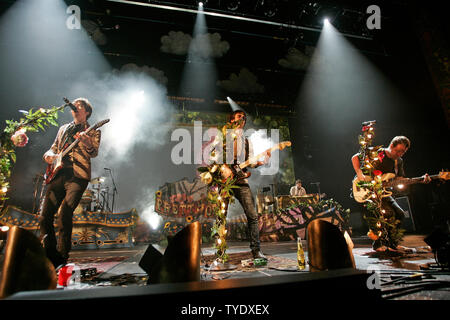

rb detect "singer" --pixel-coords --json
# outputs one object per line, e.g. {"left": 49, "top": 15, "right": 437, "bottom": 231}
{"left": 39, "top": 97, "right": 102, "bottom": 269}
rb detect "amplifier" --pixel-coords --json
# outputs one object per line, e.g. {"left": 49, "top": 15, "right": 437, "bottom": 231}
{"left": 395, "top": 196, "right": 416, "bottom": 232}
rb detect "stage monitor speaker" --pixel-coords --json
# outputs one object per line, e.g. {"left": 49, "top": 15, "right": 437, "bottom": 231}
{"left": 307, "top": 219, "right": 355, "bottom": 272}
{"left": 139, "top": 221, "right": 201, "bottom": 284}
{"left": 0, "top": 226, "right": 57, "bottom": 299}
{"left": 395, "top": 196, "right": 416, "bottom": 232}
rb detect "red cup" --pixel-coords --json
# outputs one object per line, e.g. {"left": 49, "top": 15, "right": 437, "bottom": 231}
{"left": 57, "top": 264, "right": 75, "bottom": 287}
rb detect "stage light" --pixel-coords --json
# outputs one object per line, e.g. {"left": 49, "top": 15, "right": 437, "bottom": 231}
{"left": 260, "top": 0, "right": 279, "bottom": 18}
{"left": 198, "top": 0, "right": 208, "bottom": 8}
{"left": 225, "top": 0, "right": 241, "bottom": 11}
{"left": 179, "top": 0, "right": 218, "bottom": 101}
{"left": 324, "top": 18, "right": 329, "bottom": 24}
{"left": 227, "top": 96, "right": 242, "bottom": 111}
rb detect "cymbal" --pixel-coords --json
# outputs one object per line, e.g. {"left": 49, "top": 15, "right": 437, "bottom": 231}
{"left": 90, "top": 177, "right": 105, "bottom": 184}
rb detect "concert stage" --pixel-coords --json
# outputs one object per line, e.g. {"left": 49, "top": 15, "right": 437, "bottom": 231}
{"left": 4, "top": 235, "right": 449, "bottom": 306}
{"left": 0, "top": 1, "right": 449, "bottom": 315}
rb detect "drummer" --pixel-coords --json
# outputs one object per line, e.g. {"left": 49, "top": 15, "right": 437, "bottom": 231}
{"left": 290, "top": 179, "right": 306, "bottom": 197}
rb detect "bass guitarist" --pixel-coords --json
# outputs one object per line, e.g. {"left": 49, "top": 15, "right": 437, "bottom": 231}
{"left": 351, "top": 135, "right": 430, "bottom": 251}
{"left": 40, "top": 98, "right": 101, "bottom": 269}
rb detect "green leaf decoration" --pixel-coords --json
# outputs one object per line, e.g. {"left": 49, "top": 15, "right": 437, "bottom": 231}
{"left": 0, "top": 105, "right": 64, "bottom": 206}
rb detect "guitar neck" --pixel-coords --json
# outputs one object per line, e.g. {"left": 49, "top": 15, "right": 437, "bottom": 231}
{"left": 390, "top": 174, "right": 441, "bottom": 187}
{"left": 60, "top": 125, "right": 94, "bottom": 158}
{"left": 239, "top": 144, "right": 280, "bottom": 169}
{"left": 409, "top": 174, "right": 440, "bottom": 183}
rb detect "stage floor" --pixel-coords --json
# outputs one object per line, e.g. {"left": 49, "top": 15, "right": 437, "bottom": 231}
{"left": 49, "top": 234, "right": 450, "bottom": 300}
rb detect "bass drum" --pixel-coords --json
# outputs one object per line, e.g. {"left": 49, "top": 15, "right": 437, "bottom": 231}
{"left": 74, "top": 204, "right": 84, "bottom": 215}
{"left": 80, "top": 189, "right": 93, "bottom": 204}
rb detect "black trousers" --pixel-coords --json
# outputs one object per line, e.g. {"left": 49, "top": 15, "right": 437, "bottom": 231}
{"left": 233, "top": 183, "right": 261, "bottom": 252}
{"left": 40, "top": 168, "right": 88, "bottom": 264}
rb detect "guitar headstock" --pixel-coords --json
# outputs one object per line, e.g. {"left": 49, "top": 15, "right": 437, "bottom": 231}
{"left": 93, "top": 119, "right": 110, "bottom": 130}
{"left": 278, "top": 141, "right": 292, "bottom": 150}
{"left": 438, "top": 171, "right": 450, "bottom": 181}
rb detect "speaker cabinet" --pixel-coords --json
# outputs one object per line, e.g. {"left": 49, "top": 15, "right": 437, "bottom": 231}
{"left": 139, "top": 221, "right": 201, "bottom": 284}
{"left": 307, "top": 219, "right": 355, "bottom": 272}
{"left": 0, "top": 226, "right": 57, "bottom": 298}
{"left": 395, "top": 196, "right": 416, "bottom": 232}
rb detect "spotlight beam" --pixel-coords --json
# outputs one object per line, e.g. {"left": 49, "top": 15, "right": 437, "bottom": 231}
{"left": 106, "top": 0, "right": 372, "bottom": 40}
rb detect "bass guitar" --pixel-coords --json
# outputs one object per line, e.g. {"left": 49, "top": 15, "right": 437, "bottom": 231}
{"left": 352, "top": 171, "right": 450, "bottom": 203}
{"left": 220, "top": 141, "right": 291, "bottom": 182}
{"left": 44, "top": 119, "right": 110, "bottom": 184}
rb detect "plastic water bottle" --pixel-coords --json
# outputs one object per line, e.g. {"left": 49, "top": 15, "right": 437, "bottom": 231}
{"left": 297, "top": 237, "right": 306, "bottom": 270}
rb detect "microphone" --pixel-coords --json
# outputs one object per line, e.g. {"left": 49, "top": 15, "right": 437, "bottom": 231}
{"left": 104, "top": 168, "right": 111, "bottom": 171}
{"left": 63, "top": 97, "right": 77, "bottom": 112}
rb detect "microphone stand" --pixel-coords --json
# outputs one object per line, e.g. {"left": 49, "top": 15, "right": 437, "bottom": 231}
{"left": 310, "top": 182, "right": 322, "bottom": 201}
{"left": 269, "top": 183, "right": 276, "bottom": 213}
{"left": 32, "top": 174, "right": 42, "bottom": 214}
{"left": 105, "top": 168, "right": 118, "bottom": 212}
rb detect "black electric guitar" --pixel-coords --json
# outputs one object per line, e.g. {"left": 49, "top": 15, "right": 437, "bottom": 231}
{"left": 352, "top": 171, "right": 450, "bottom": 203}
{"left": 44, "top": 119, "right": 110, "bottom": 184}
{"left": 220, "top": 141, "right": 291, "bottom": 182}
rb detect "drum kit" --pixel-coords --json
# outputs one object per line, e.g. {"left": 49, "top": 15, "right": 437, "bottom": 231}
{"left": 78, "top": 176, "right": 114, "bottom": 213}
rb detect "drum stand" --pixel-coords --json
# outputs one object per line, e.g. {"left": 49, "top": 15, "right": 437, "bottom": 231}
{"left": 32, "top": 174, "right": 45, "bottom": 215}
{"left": 100, "top": 187, "right": 111, "bottom": 212}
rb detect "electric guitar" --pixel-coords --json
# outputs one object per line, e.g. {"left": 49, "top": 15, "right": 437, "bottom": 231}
{"left": 220, "top": 141, "right": 291, "bottom": 182}
{"left": 352, "top": 171, "right": 450, "bottom": 203}
{"left": 44, "top": 119, "right": 110, "bottom": 184}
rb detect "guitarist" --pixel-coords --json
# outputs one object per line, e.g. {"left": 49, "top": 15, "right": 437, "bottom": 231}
{"left": 351, "top": 135, "right": 430, "bottom": 251}
{"left": 40, "top": 98, "right": 101, "bottom": 269}
{"left": 227, "top": 110, "right": 270, "bottom": 260}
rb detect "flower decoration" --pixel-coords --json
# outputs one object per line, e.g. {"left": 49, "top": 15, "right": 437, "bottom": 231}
{"left": 196, "top": 120, "right": 243, "bottom": 264}
{"left": 11, "top": 128, "right": 29, "bottom": 147}
{"left": 356, "top": 121, "right": 405, "bottom": 249}
{"left": 1, "top": 105, "right": 64, "bottom": 205}
{"left": 373, "top": 170, "right": 382, "bottom": 176}
{"left": 367, "top": 230, "right": 379, "bottom": 241}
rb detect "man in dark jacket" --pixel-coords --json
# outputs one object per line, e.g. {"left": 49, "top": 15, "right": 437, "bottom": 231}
{"left": 40, "top": 98, "right": 101, "bottom": 268}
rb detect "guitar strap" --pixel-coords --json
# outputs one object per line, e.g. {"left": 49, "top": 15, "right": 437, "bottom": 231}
{"left": 60, "top": 122, "right": 86, "bottom": 153}
{"left": 60, "top": 123, "right": 75, "bottom": 151}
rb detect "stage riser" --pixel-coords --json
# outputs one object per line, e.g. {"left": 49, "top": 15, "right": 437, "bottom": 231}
{"left": 72, "top": 225, "right": 133, "bottom": 249}
{"left": 8, "top": 269, "right": 381, "bottom": 304}
{"left": 0, "top": 206, "right": 134, "bottom": 250}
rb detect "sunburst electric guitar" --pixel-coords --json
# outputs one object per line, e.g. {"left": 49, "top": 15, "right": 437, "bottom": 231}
{"left": 44, "top": 119, "right": 110, "bottom": 184}
{"left": 352, "top": 171, "right": 450, "bottom": 203}
{"left": 220, "top": 141, "right": 292, "bottom": 182}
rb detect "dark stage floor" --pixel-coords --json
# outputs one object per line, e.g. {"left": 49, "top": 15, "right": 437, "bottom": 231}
{"left": 5, "top": 234, "right": 449, "bottom": 302}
